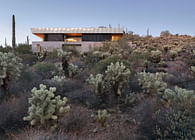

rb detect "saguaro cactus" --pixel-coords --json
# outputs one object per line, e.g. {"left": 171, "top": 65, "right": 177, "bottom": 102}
{"left": 12, "top": 15, "right": 16, "bottom": 53}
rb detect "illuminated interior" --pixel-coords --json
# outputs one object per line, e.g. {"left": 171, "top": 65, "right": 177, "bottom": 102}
{"left": 65, "top": 38, "right": 79, "bottom": 42}
{"left": 111, "top": 34, "right": 123, "bottom": 41}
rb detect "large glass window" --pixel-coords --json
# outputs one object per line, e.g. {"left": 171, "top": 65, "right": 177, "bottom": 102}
{"left": 82, "top": 34, "right": 111, "bottom": 42}
{"left": 44, "top": 34, "right": 64, "bottom": 41}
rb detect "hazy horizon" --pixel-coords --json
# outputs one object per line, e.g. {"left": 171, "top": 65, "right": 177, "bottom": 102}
{"left": 0, "top": 0, "right": 195, "bottom": 46}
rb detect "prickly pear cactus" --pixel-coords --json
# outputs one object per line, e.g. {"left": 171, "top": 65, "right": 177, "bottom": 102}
{"left": 105, "top": 62, "right": 131, "bottom": 96}
{"left": 137, "top": 71, "right": 167, "bottom": 95}
{"left": 96, "top": 109, "right": 110, "bottom": 127}
{"left": 87, "top": 74, "right": 105, "bottom": 96}
{"left": 23, "top": 84, "right": 70, "bottom": 128}
{"left": 0, "top": 52, "right": 23, "bottom": 92}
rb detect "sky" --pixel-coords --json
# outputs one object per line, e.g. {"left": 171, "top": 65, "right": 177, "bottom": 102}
{"left": 0, "top": 0, "right": 195, "bottom": 46}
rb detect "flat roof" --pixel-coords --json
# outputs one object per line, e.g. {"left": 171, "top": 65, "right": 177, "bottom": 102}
{"left": 31, "top": 27, "right": 124, "bottom": 34}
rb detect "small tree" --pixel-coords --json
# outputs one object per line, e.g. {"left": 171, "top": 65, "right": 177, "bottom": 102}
{"left": 0, "top": 52, "right": 23, "bottom": 95}
{"left": 105, "top": 62, "right": 131, "bottom": 96}
{"left": 23, "top": 84, "right": 70, "bottom": 129}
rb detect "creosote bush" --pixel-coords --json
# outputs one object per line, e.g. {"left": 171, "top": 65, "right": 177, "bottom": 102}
{"left": 96, "top": 109, "right": 110, "bottom": 127}
{"left": 23, "top": 84, "right": 70, "bottom": 129}
{"left": 0, "top": 52, "right": 23, "bottom": 94}
{"left": 137, "top": 71, "right": 167, "bottom": 95}
{"left": 105, "top": 62, "right": 131, "bottom": 96}
{"left": 87, "top": 74, "right": 105, "bottom": 96}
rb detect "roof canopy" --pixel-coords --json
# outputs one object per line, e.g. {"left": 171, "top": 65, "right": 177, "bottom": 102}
{"left": 31, "top": 27, "right": 124, "bottom": 34}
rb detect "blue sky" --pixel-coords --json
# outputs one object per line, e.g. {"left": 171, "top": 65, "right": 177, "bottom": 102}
{"left": 0, "top": 0, "right": 195, "bottom": 46}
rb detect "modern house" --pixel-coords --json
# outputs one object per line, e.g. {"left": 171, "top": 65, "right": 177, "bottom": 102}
{"left": 31, "top": 27, "right": 124, "bottom": 52}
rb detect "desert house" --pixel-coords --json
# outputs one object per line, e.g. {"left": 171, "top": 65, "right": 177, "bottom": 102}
{"left": 31, "top": 27, "right": 124, "bottom": 52}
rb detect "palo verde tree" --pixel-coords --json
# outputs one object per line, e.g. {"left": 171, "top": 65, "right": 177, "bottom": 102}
{"left": 0, "top": 52, "right": 23, "bottom": 95}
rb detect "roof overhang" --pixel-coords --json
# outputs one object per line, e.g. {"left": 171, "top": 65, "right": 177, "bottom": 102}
{"left": 31, "top": 27, "right": 124, "bottom": 34}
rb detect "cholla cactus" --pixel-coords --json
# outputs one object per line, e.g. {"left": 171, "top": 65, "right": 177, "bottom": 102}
{"left": 162, "top": 86, "right": 195, "bottom": 104}
{"left": 87, "top": 74, "right": 105, "bottom": 96}
{"left": 150, "top": 50, "right": 162, "bottom": 63}
{"left": 169, "top": 50, "right": 178, "bottom": 60}
{"left": 191, "top": 66, "right": 195, "bottom": 73}
{"left": 137, "top": 71, "right": 167, "bottom": 95}
{"left": 96, "top": 109, "right": 110, "bottom": 127}
{"left": 68, "top": 63, "right": 80, "bottom": 77}
{"left": 125, "top": 92, "right": 136, "bottom": 105}
{"left": 23, "top": 84, "right": 70, "bottom": 128}
{"left": 58, "top": 51, "right": 72, "bottom": 77}
{"left": 51, "top": 76, "right": 66, "bottom": 87}
{"left": 0, "top": 52, "right": 23, "bottom": 93}
{"left": 105, "top": 62, "right": 131, "bottom": 96}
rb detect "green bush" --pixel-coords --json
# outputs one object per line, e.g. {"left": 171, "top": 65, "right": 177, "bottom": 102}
{"left": 94, "top": 55, "right": 129, "bottom": 73}
{"left": 18, "top": 54, "right": 37, "bottom": 66}
{"left": 35, "top": 62, "right": 57, "bottom": 79}
{"left": 105, "top": 62, "right": 131, "bottom": 96}
{"left": 23, "top": 84, "right": 70, "bottom": 129}
{"left": 16, "top": 44, "right": 31, "bottom": 54}
{"left": 0, "top": 46, "right": 12, "bottom": 53}
{"left": 0, "top": 52, "right": 23, "bottom": 94}
{"left": 46, "top": 49, "right": 58, "bottom": 59}
{"left": 62, "top": 45, "right": 80, "bottom": 57}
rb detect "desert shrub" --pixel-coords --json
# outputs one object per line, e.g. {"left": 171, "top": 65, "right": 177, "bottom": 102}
{"left": 51, "top": 76, "right": 66, "bottom": 87}
{"left": 46, "top": 49, "right": 59, "bottom": 59}
{"left": 169, "top": 50, "right": 178, "bottom": 60}
{"left": 0, "top": 96, "right": 28, "bottom": 135}
{"left": 0, "top": 52, "right": 23, "bottom": 95}
{"left": 150, "top": 50, "right": 162, "bottom": 63}
{"left": 153, "top": 108, "right": 195, "bottom": 140}
{"left": 60, "top": 108, "right": 87, "bottom": 132}
{"left": 68, "top": 63, "right": 80, "bottom": 77}
{"left": 160, "top": 30, "right": 171, "bottom": 37}
{"left": 23, "top": 84, "right": 70, "bottom": 129}
{"left": 86, "top": 74, "right": 105, "bottom": 96}
{"left": 8, "top": 70, "right": 43, "bottom": 96}
{"left": 154, "top": 87, "right": 195, "bottom": 139}
{"left": 18, "top": 54, "right": 37, "bottom": 66}
{"left": 35, "top": 62, "right": 57, "bottom": 79}
{"left": 62, "top": 45, "right": 80, "bottom": 57}
{"left": 84, "top": 50, "right": 104, "bottom": 68}
{"left": 96, "top": 109, "right": 110, "bottom": 127}
{"left": 137, "top": 71, "right": 167, "bottom": 95}
{"left": 105, "top": 62, "right": 131, "bottom": 96}
{"left": 7, "top": 128, "right": 69, "bottom": 140}
{"left": 94, "top": 55, "right": 129, "bottom": 73}
{"left": 16, "top": 44, "right": 31, "bottom": 54}
{"left": 58, "top": 51, "right": 72, "bottom": 77}
{"left": 0, "top": 46, "right": 12, "bottom": 53}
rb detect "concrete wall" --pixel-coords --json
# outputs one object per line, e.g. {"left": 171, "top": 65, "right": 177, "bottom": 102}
{"left": 32, "top": 41, "right": 134, "bottom": 53}
{"left": 32, "top": 41, "right": 104, "bottom": 53}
